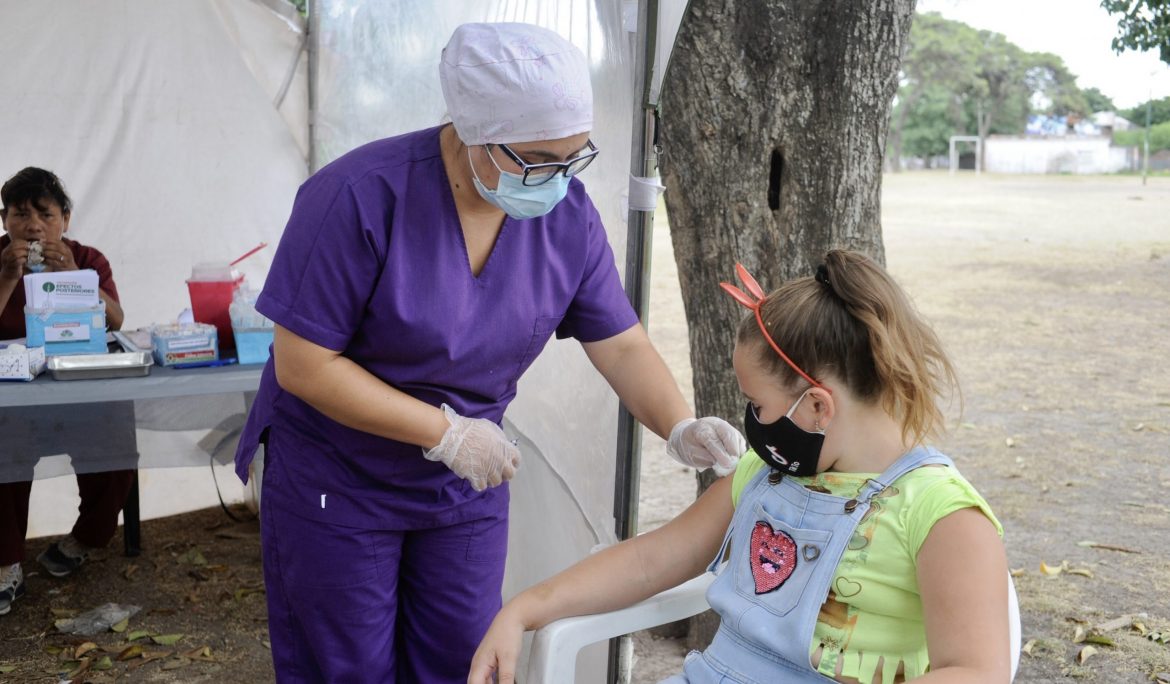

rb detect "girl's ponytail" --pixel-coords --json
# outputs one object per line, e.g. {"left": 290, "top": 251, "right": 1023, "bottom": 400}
{"left": 737, "top": 250, "right": 958, "bottom": 445}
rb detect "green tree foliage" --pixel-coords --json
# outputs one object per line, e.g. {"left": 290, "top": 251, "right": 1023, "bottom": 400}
{"left": 1122, "top": 96, "right": 1170, "bottom": 125}
{"left": 1082, "top": 87, "right": 1117, "bottom": 112}
{"left": 891, "top": 12, "right": 1104, "bottom": 167}
{"left": 1102, "top": 0, "right": 1170, "bottom": 65}
{"left": 1114, "top": 120, "right": 1170, "bottom": 151}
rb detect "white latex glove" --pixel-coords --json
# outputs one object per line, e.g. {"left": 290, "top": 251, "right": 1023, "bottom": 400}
{"left": 666, "top": 417, "right": 745, "bottom": 477}
{"left": 423, "top": 404, "right": 521, "bottom": 491}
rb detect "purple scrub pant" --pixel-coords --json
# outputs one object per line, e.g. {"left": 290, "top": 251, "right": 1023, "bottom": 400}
{"left": 260, "top": 497, "right": 509, "bottom": 683}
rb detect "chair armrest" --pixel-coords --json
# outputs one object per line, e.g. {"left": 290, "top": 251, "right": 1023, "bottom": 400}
{"left": 525, "top": 573, "right": 714, "bottom": 684}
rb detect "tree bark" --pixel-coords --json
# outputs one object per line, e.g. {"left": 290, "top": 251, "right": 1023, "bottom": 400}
{"left": 657, "top": 0, "right": 914, "bottom": 650}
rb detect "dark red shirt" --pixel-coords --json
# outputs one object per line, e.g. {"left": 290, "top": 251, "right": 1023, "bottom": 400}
{"left": 0, "top": 235, "right": 120, "bottom": 339}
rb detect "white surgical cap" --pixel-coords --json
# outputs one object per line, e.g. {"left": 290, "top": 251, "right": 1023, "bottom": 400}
{"left": 440, "top": 22, "right": 593, "bottom": 146}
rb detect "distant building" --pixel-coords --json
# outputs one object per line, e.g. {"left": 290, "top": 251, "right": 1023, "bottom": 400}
{"left": 985, "top": 135, "right": 1139, "bottom": 174}
{"left": 984, "top": 111, "right": 1139, "bottom": 174}
{"left": 1090, "top": 111, "right": 1135, "bottom": 136}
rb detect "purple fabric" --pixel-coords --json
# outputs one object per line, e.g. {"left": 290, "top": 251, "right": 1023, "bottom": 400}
{"left": 234, "top": 124, "right": 637, "bottom": 529}
{"left": 262, "top": 445, "right": 509, "bottom": 683}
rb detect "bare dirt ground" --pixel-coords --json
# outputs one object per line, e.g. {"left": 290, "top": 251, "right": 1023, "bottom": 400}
{"left": 631, "top": 173, "right": 1170, "bottom": 683}
{"left": 1, "top": 173, "right": 1167, "bottom": 683}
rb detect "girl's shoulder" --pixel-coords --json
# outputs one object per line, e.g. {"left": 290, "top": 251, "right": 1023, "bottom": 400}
{"left": 892, "top": 462, "right": 1003, "bottom": 556}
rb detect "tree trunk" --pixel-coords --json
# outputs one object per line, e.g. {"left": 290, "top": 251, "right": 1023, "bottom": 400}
{"left": 657, "top": 0, "right": 914, "bottom": 650}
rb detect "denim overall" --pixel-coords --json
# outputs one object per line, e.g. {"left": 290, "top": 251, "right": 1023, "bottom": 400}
{"left": 672, "top": 447, "right": 954, "bottom": 684}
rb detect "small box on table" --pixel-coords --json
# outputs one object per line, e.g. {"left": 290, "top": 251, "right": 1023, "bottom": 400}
{"left": 0, "top": 344, "right": 47, "bottom": 381}
{"left": 232, "top": 328, "right": 273, "bottom": 365}
{"left": 151, "top": 323, "right": 219, "bottom": 367}
{"left": 24, "top": 303, "right": 108, "bottom": 356}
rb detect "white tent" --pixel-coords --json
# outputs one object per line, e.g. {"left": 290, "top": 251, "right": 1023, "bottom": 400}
{"left": 2, "top": 0, "right": 690, "bottom": 680}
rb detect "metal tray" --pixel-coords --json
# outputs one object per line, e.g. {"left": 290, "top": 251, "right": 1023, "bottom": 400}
{"left": 47, "top": 352, "right": 154, "bottom": 381}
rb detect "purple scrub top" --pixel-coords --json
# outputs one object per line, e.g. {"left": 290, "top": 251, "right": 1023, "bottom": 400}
{"left": 234, "top": 125, "right": 639, "bottom": 529}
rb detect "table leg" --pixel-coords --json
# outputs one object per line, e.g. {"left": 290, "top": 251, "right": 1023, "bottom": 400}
{"left": 123, "top": 471, "right": 141, "bottom": 557}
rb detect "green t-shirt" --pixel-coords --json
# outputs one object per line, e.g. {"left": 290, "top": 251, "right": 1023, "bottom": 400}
{"left": 731, "top": 451, "right": 1002, "bottom": 684}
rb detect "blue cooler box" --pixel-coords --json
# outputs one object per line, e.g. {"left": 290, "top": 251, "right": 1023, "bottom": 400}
{"left": 24, "top": 303, "right": 108, "bottom": 356}
{"left": 232, "top": 328, "right": 273, "bottom": 365}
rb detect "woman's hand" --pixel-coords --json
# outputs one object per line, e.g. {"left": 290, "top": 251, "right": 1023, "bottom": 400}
{"left": 667, "top": 416, "right": 746, "bottom": 476}
{"left": 424, "top": 404, "right": 521, "bottom": 491}
{"left": 38, "top": 239, "right": 77, "bottom": 272}
{"left": 0, "top": 238, "right": 29, "bottom": 281}
{"left": 467, "top": 608, "right": 526, "bottom": 683}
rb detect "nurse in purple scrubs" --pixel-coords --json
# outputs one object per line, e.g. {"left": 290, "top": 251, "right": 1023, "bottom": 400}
{"left": 234, "top": 22, "right": 744, "bottom": 683}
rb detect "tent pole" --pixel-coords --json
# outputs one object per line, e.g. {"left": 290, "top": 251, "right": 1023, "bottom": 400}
{"left": 306, "top": 0, "right": 318, "bottom": 172}
{"left": 610, "top": 0, "right": 659, "bottom": 681}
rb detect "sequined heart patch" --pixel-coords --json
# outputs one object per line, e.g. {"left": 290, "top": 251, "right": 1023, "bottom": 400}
{"left": 749, "top": 521, "right": 797, "bottom": 594}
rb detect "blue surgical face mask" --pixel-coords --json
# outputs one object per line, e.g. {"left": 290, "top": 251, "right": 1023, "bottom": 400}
{"left": 468, "top": 146, "right": 571, "bottom": 219}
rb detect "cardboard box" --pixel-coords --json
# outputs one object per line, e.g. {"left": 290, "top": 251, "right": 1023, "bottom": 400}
{"left": 151, "top": 323, "right": 218, "bottom": 366}
{"left": 24, "top": 303, "right": 108, "bottom": 356}
{"left": 0, "top": 344, "right": 46, "bottom": 381}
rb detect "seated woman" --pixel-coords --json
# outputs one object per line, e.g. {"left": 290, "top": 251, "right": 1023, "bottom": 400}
{"left": 0, "top": 167, "right": 133, "bottom": 616}
{"left": 471, "top": 250, "right": 1010, "bottom": 683}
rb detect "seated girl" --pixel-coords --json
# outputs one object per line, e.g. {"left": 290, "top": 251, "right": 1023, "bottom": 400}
{"left": 470, "top": 250, "right": 1010, "bottom": 683}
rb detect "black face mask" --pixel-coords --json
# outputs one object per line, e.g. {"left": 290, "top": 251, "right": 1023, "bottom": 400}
{"left": 743, "top": 391, "right": 825, "bottom": 477}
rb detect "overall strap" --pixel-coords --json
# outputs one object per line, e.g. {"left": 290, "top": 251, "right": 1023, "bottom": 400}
{"left": 706, "top": 465, "right": 773, "bottom": 574}
{"left": 856, "top": 446, "right": 954, "bottom": 505}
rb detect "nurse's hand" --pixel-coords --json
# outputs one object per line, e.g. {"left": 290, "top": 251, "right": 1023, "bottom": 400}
{"left": 424, "top": 404, "right": 521, "bottom": 491}
{"left": 667, "top": 416, "right": 745, "bottom": 477}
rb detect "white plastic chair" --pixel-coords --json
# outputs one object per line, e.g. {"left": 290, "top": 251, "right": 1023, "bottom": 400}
{"left": 525, "top": 574, "right": 1022, "bottom": 683}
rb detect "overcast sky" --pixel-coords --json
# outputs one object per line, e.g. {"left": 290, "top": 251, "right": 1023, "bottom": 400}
{"left": 917, "top": 0, "right": 1170, "bottom": 111}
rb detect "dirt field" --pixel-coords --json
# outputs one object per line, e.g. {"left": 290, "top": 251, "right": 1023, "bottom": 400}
{"left": 632, "top": 172, "right": 1170, "bottom": 683}
{"left": 0, "top": 173, "right": 1167, "bottom": 683}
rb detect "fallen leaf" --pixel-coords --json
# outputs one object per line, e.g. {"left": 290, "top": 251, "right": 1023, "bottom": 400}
{"left": 1010, "top": 567, "right": 1026, "bottom": 577}
{"left": 1133, "top": 423, "right": 1145, "bottom": 431}
{"left": 127, "top": 629, "right": 152, "bottom": 642}
{"left": 1005, "top": 437, "right": 1016, "bottom": 448}
{"left": 110, "top": 617, "right": 130, "bottom": 633}
{"left": 74, "top": 642, "right": 99, "bottom": 659}
{"left": 116, "top": 644, "right": 144, "bottom": 661}
{"left": 92, "top": 655, "right": 113, "bottom": 671}
{"left": 49, "top": 607, "right": 77, "bottom": 619}
{"left": 1022, "top": 639, "right": 1036, "bottom": 655}
{"left": 1095, "top": 614, "right": 1141, "bottom": 632}
{"left": 1076, "top": 541, "right": 1141, "bottom": 554}
{"left": 1067, "top": 567, "right": 1095, "bottom": 578}
{"left": 177, "top": 548, "right": 207, "bottom": 566}
{"left": 234, "top": 587, "right": 265, "bottom": 601}
{"left": 1077, "top": 645, "right": 1098, "bottom": 664}
{"left": 1040, "top": 560, "right": 1063, "bottom": 576}
{"left": 1149, "top": 631, "right": 1170, "bottom": 645}
{"left": 151, "top": 634, "right": 185, "bottom": 646}
{"left": 1073, "top": 626, "right": 1086, "bottom": 643}
{"left": 42, "top": 645, "right": 63, "bottom": 655}
{"left": 1084, "top": 634, "right": 1116, "bottom": 646}
{"left": 0, "top": 665, "right": 15, "bottom": 674}
{"left": 161, "top": 657, "right": 190, "bottom": 671}
{"left": 124, "top": 563, "right": 139, "bottom": 580}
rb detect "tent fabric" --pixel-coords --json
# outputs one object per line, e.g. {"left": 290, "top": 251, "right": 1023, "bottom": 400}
{"left": 0, "top": 0, "right": 309, "bottom": 481}
{"left": 3, "top": 3, "right": 648, "bottom": 679}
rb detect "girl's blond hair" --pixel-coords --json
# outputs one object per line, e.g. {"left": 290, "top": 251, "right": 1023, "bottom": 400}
{"left": 736, "top": 250, "right": 958, "bottom": 445}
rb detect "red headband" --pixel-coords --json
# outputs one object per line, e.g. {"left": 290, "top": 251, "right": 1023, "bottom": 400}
{"left": 720, "top": 263, "right": 829, "bottom": 393}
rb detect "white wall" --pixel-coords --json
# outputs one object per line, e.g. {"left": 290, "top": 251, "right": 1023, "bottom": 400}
{"left": 986, "top": 136, "right": 1138, "bottom": 174}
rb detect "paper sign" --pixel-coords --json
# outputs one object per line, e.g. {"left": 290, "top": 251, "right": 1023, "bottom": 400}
{"left": 45, "top": 321, "right": 91, "bottom": 342}
{"left": 23, "top": 269, "right": 101, "bottom": 309}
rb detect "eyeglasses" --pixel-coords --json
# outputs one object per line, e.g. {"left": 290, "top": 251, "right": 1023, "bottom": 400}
{"left": 492, "top": 140, "right": 600, "bottom": 187}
